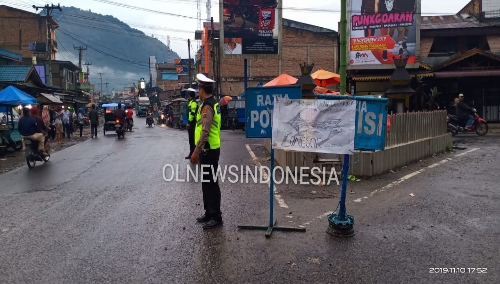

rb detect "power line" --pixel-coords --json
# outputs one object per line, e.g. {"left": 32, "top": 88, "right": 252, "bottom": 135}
{"left": 58, "top": 29, "right": 150, "bottom": 69}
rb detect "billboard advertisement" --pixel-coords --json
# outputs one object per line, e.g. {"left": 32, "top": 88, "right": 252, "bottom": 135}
{"left": 220, "top": 0, "right": 282, "bottom": 58}
{"left": 347, "top": 0, "right": 420, "bottom": 69}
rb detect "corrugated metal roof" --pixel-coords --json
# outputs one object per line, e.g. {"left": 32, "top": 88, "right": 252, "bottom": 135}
{"left": 421, "top": 13, "right": 500, "bottom": 30}
{"left": 0, "top": 66, "right": 31, "bottom": 82}
{"left": 0, "top": 48, "right": 22, "bottom": 62}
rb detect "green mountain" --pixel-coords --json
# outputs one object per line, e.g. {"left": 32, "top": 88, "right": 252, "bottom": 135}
{"left": 49, "top": 6, "right": 180, "bottom": 93}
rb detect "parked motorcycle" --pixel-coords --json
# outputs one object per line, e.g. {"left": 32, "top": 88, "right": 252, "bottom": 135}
{"left": 24, "top": 137, "right": 50, "bottom": 168}
{"left": 115, "top": 118, "right": 126, "bottom": 138}
{"left": 447, "top": 113, "right": 488, "bottom": 136}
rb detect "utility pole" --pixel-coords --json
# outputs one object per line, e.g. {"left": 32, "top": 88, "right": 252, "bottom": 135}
{"left": 32, "top": 4, "right": 62, "bottom": 86}
{"left": 188, "top": 39, "right": 192, "bottom": 88}
{"left": 98, "top": 72, "right": 103, "bottom": 97}
{"left": 104, "top": 83, "right": 109, "bottom": 96}
{"left": 73, "top": 46, "right": 87, "bottom": 69}
{"left": 83, "top": 62, "right": 92, "bottom": 83}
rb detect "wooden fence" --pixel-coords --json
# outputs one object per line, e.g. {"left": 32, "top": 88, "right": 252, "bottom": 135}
{"left": 385, "top": 110, "right": 447, "bottom": 148}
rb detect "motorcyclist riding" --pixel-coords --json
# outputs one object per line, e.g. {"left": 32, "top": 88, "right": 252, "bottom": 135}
{"left": 114, "top": 103, "right": 126, "bottom": 125}
{"left": 456, "top": 93, "right": 476, "bottom": 130}
{"left": 18, "top": 107, "right": 48, "bottom": 156}
{"left": 146, "top": 106, "right": 154, "bottom": 125}
{"left": 126, "top": 106, "right": 133, "bottom": 129}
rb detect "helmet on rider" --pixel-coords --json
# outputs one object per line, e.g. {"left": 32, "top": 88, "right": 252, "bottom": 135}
{"left": 30, "top": 105, "right": 38, "bottom": 116}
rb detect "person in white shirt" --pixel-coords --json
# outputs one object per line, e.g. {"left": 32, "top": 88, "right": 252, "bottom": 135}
{"left": 62, "top": 108, "right": 71, "bottom": 138}
{"left": 224, "top": 38, "right": 242, "bottom": 54}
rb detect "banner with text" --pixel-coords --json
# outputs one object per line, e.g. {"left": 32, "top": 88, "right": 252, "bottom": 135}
{"left": 272, "top": 99, "right": 356, "bottom": 154}
{"left": 347, "top": 0, "right": 420, "bottom": 69}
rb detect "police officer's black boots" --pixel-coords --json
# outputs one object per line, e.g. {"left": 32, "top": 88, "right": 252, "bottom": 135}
{"left": 196, "top": 213, "right": 210, "bottom": 222}
{"left": 202, "top": 219, "right": 223, "bottom": 230}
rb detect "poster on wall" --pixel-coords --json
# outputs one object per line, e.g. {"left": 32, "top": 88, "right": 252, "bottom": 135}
{"left": 220, "top": 0, "right": 281, "bottom": 57}
{"left": 347, "top": 0, "right": 420, "bottom": 69}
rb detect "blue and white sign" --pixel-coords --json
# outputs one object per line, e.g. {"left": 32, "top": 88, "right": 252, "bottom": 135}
{"left": 246, "top": 85, "right": 302, "bottom": 138}
{"left": 316, "top": 95, "right": 388, "bottom": 151}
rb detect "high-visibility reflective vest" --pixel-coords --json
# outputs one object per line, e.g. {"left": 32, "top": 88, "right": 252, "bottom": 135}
{"left": 188, "top": 100, "right": 197, "bottom": 122}
{"left": 194, "top": 96, "right": 221, "bottom": 150}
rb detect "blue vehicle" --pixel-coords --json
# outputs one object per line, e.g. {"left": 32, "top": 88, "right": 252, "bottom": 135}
{"left": 227, "top": 99, "right": 245, "bottom": 131}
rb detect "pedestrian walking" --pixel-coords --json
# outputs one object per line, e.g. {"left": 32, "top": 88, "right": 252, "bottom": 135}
{"left": 77, "top": 108, "right": 85, "bottom": 137}
{"left": 88, "top": 104, "right": 99, "bottom": 138}
{"left": 185, "top": 88, "right": 198, "bottom": 159}
{"left": 190, "top": 73, "right": 223, "bottom": 230}
{"left": 54, "top": 106, "right": 63, "bottom": 145}
{"left": 62, "top": 107, "right": 71, "bottom": 138}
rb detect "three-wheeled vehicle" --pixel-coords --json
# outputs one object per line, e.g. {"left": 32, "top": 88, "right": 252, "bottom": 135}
{"left": 180, "top": 101, "right": 188, "bottom": 129}
{"left": 0, "top": 105, "right": 23, "bottom": 155}
{"left": 1, "top": 86, "right": 40, "bottom": 155}
{"left": 227, "top": 99, "right": 245, "bottom": 131}
{"left": 170, "top": 98, "right": 188, "bottom": 129}
{"left": 102, "top": 103, "right": 122, "bottom": 136}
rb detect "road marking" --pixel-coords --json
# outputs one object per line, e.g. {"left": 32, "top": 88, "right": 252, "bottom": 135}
{"left": 299, "top": 211, "right": 334, "bottom": 227}
{"left": 354, "top": 148, "right": 480, "bottom": 203}
{"left": 302, "top": 148, "right": 482, "bottom": 225}
{"left": 245, "top": 144, "right": 288, "bottom": 209}
{"left": 454, "top": 147, "right": 479, "bottom": 157}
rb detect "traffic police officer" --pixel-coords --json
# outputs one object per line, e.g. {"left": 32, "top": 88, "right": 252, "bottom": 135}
{"left": 185, "top": 88, "right": 198, "bottom": 159}
{"left": 190, "top": 73, "right": 222, "bottom": 229}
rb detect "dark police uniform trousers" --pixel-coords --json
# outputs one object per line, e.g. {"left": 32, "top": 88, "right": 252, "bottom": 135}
{"left": 200, "top": 148, "right": 222, "bottom": 221}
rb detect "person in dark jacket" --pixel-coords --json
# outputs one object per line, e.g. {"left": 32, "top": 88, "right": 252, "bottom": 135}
{"left": 18, "top": 107, "right": 48, "bottom": 155}
{"left": 31, "top": 106, "right": 49, "bottom": 153}
{"left": 456, "top": 93, "right": 476, "bottom": 129}
{"left": 88, "top": 104, "right": 99, "bottom": 138}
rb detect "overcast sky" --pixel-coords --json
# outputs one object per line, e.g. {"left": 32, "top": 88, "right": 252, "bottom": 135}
{"left": 2, "top": 0, "right": 471, "bottom": 89}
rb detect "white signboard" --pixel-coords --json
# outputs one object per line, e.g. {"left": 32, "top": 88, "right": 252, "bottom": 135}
{"left": 272, "top": 99, "right": 356, "bottom": 154}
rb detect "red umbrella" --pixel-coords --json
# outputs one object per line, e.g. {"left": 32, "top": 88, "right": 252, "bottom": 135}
{"left": 264, "top": 74, "right": 298, "bottom": 87}
{"left": 314, "top": 86, "right": 335, "bottom": 94}
{"left": 219, "top": 96, "right": 232, "bottom": 106}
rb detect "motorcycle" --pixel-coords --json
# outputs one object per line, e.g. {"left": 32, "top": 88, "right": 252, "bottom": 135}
{"left": 115, "top": 118, "right": 126, "bottom": 138}
{"left": 126, "top": 119, "right": 133, "bottom": 132}
{"left": 447, "top": 113, "right": 488, "bottom": 136}
{"left": 157, "top": 112, "right": 167, "bottom": 125}
{"left": 146, "top": 115, "right": 154, "bottom": 127}
{"left": 24, "top": 136, "right": 50, "bottom": 169}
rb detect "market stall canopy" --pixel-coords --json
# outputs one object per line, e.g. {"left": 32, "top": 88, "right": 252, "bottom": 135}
{"left": 314, "top": 86, "right": 335, "bottom": 94}
{"left": 0, "top": 85, "right": 38, "bottom": 105}
{"left": 220, "top": 96, "right": 232, "bottom": 106}
{"left": 264, "top": 74, "right": 298, "bottom": 87}
{"left": 38, "top": 93, "right": 63, "bottom": 104}
{"left": 311, "top": 68, "right": 341, "bottom": 87}
{"left": 102, "top": 103, "right": 119, "bottom": 108}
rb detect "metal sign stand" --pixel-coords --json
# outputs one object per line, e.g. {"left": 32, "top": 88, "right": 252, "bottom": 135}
{"left": 237, "top": 137, "right": 306, "bottom": 238}
{"left": 238, "top": 59, "right": 306, "bottom": 238}
{"left": 325, "top": 0, "right": 355, "bottom": 237}
{"left": 327, "top": 154, "right": 355, "bottom": 237}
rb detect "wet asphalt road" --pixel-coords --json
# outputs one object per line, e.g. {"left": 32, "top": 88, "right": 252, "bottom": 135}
{"left": 0, "top": 120, "right": 499, "bottom": 284}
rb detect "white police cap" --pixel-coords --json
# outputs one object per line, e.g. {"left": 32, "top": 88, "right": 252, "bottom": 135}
{"left": 196, "top": 73, "right": 215, "bottom": 85}
{"left": 187, "top": 88, "right": 196, "bottom": 92}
